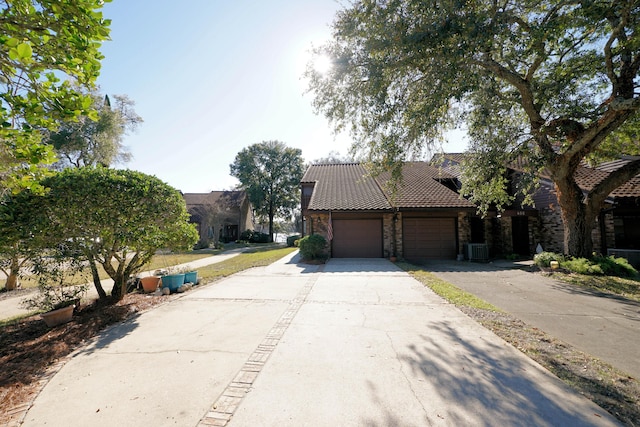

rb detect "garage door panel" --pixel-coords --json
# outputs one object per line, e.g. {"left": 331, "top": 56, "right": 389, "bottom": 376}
{"left": 332, "top": 219, "right": 382, "bottom": 258}
{"left": 404, "top": 218, "right": 456, "bottom": 260}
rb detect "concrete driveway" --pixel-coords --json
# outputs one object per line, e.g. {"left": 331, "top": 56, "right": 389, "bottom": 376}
{"left": 424, "top": 260, "right": 640, "bottom": 380}
{"left": 21, "top": 253, "right": 619, "bottom": 426}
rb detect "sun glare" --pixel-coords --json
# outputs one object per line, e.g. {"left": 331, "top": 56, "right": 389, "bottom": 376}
{"left": 313, "top": 53, "right": 333, "bottom": 75}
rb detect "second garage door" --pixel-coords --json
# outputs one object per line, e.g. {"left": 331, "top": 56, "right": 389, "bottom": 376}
{"left": 332, "top": 219, "right": 382, "bottom": 258}
{"left": 403, "top": 218, "right": 456, "bottom": 260}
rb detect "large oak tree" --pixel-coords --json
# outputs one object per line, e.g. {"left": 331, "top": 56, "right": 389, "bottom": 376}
{"left": 230, "top": 141, "right": 304, "bottom": 242}
{"left": 307, "top": 0, "right": 640, "bottom": 257}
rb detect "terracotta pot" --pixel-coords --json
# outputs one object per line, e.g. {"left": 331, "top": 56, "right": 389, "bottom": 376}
{"left": 140, "top": 276, "right": 162, "bottom": 293}
{"left": 41, "top": 305, "right": 74, "bottom": 328}
{"left": 389, "top": 256, "right": 397, "bottom": 262}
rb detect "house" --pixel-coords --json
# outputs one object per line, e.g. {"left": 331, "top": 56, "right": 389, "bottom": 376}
{"left": 183, "top": 191, "right": 253, "bottom": 244}
{"left": 301, "top": 162, "right": 477, "bottom": 261}
{"left": 438, "top": 154, "right": 640, "bottom": 264}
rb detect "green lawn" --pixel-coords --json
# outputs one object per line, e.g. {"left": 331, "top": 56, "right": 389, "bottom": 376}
{"left": 552, "top": 271, "right": 640, "bottom": 302}
{"left": 396, "top": 261, "right": 500, "bottom": 311}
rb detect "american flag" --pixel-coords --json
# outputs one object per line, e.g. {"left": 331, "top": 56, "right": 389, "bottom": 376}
{"left": 327, "top": 211, "right": 333, "bottom": 241}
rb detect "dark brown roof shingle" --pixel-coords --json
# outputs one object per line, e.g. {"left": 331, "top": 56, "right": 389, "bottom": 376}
{"left": 302, "top": 162, "right": 475, "bottom": 211}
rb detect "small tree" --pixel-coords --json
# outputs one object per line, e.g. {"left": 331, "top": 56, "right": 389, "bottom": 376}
{"left": 230, "top": 141, "right": 304, "bottom": 242}
{"left": 16, "top": 167, "right": 198, "bottom": 301}
{"left": 47, "top": 91, "right": 142, "bottom": 169}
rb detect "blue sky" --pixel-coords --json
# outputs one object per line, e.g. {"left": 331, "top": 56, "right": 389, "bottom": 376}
{"left": 97, "top": 1, "right": 466, "bottom": 193}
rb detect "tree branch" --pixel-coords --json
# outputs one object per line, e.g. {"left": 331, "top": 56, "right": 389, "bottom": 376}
{"left": 587, "top": 158, "right": 640, "bottom": 212}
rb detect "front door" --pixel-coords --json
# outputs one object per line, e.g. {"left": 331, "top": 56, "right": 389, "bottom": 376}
{"left": 512, "top": 217, "right": 530, "bottom": 256}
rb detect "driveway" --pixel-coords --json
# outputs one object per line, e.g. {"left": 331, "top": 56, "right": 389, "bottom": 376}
{"left": 424, "top": 260, "right": 640, "bottom": 380}
{"left": 21, "top": 254, "right": 618, "bottom": 426}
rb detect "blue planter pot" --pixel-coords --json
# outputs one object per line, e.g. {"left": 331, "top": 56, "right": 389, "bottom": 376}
{"left": 184, "top": 271, "right": 197, "bottom": 284}
{"left": 161, "top": 274, "right": 185, "bottom": 292}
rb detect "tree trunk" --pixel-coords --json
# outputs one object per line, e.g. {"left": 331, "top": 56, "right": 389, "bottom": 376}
{"left": 86, "top": 252, "right": 107, "bottom": 299}
{"left": 110, "top": 274, "right": 126, "bottom": 301}
{"left": 4, "top": 256, "right": 21, "bottom": 290}
{"left": 268, "top": 201, "right": 274, "bottom": 243}
{"left": 554, "top": 177, "right": 597, "bottom": 258}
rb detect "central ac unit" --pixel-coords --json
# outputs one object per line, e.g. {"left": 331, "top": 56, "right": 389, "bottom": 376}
{"left": 465, "top": 243, "right": 489, "bottom": 262}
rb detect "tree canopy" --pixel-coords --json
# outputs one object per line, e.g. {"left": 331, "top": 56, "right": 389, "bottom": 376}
{"left": 48, "top": 91, "right": 142, "bottom": 169}
{"left": 307, "top": 0, "right": 640, "bottom": 257}
{"left": 0, "top": 0, "right": 111, "bottom": 193}
{"left": 230, "top": 141, "right": 304, "bottom": 242}
{"left": 7, "top": 167, "right": 198, "bottom": 300}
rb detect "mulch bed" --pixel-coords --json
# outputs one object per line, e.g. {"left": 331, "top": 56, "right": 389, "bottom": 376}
{"left": 0, "top": 293, "right": 174, "bottom": 425}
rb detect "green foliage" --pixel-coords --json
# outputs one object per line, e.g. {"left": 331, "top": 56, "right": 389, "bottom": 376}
{"left": 238, "top": 229, "right": 270, "bottom": 243}
{"left": 230, "top": 141, "right": 304, "bottom": 242}
{"left": 0, "top": 0, "right": 112, "bottom": 194}
{"left": 307, "top": 0, "right": 640, "bottom": 257}
{"left": 534, "top": 252, "right": 566, "bottom": 268}
{"left": 298, "top": 234, "right": 327, "bottom": 260}
{"left": 47, "top": 91, "right": 142, "bottom": 168}
{"left": 11, "top": 167, "right": 198, "bottom": 300}
{"left": 560, "top": 256, "right": 638, "bottom": 277}
{"left": 286, "top": 235, "right": 301, "bottom": 247}
{"left": 21, "top": 248, "right": 89, "bottom": 312}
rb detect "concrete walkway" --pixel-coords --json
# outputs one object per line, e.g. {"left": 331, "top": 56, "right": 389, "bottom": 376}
{"left": 424, "top": 260, "right": 640, "bottom": 380}
{"left": 0, "top": 248, "right": 247, "bottom": 321}
{"left": 20, "top": 254, "right": 618, "bottom": 426}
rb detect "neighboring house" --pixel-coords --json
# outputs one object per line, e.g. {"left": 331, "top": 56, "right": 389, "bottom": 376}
{"left": 438, "top": 154, "right": 640, "bottom": 264}
{"left": 301, "top": 162, "right": 477, "bottom": 261}
{"left": 183, "top": 191, "right": 253, "bottom": 244}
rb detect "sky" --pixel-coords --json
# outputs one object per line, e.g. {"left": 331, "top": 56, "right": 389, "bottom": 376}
{"left": 97, "top": 0, "right": 467, "bottom": 193}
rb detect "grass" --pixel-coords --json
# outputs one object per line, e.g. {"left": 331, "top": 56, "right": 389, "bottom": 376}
{"left": 1, "top": 251, "right": 221, "bottom": 292}
{"left": 197, "top": 246, "right": 297, "bottom": 283}
{"left": 397, "top": 260, "right": 640, "bottom": 426}
{"left": 552, "top": 271, "right": 640, "bottom": 302}
{"left": 397, "top": 261, "right": 499, "bottom": 311}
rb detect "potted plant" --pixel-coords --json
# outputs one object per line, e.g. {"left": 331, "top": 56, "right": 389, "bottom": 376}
{"left": 139, "top": 276, "right": 162, "bottom": 292}
{"left": 21, "top": 248, "right": 89, "bottom": 327}
{"left": 22, "top": 283, "right": 88, "bottom": 327}
{"left": 159, "top": 266, "right": 186, "bottom": 293}
{"left": 180, "top": 265, "right": 198, "bottom": 284}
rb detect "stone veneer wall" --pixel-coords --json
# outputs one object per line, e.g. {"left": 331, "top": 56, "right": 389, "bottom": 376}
{"left": 457, "top": 212, "right": 472, "bottom": 256}
{"left": 306, "top": 212, "right": 332, "bottom": 256}
{"left": 382, "top": 213, "right": 396, "bottom": 258}
{"left": 537, "top": 207, "right": 615, "bottom": 255}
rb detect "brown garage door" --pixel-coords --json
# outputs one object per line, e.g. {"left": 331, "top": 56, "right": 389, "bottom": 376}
{"left": 332, "top": 219, "right": 383, "bottom": 258}
{"left": 403, "top": 218, "right": 456, "bottom": 260}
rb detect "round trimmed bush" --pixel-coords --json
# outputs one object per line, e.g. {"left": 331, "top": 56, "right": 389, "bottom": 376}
{"left": 298, "top": 234, "right": 327, "bottom": 260}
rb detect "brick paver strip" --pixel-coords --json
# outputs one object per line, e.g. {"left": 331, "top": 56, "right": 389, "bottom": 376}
{"left": 199, "top": 270, "right": 321, "bottom": 426}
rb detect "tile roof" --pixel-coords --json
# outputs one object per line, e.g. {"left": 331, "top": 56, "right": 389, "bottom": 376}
{"left": 377, "top": 162, "right": 475, "bottom": 209}
{"left": 302, "top": 163, "right": 392, "bottom": 211}
{"left": 301, "top": 162, "right": 475, "bottom": 211}
{"left": 435, "top": 153, "right": 640, "bottom": 199}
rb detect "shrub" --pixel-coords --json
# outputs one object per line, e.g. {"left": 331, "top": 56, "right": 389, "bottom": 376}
{"left": 559, "top": 255, "right": 638, "bottom": 277}
{"left": 298, "top": 234, "right": 327, "bottom": 260}
{"left": 251, "top": 232, "right": 270, "bottom": 243}
{"left": 239, "top": 229, "right": 254, "bottom": 242}
{"left": 286, "top": 234, "right": 301, "bottom": 247}
{"left": 534, "top": 252, "right": 565, "bottom": 268}
{"left": 593, "top": 255, "right": 638, "bottom": 277}
{"left": 561, "top": 257, "right": 603, "bottom": 275}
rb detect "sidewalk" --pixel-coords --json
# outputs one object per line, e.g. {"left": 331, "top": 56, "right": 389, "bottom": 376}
{"left": 0, "top": 247, "right": 247, "bottom": 322}
{"left": 20, "top": 255, "right": 618, "bottom": 426}
{"left": 425, "top": 259, "right": 640, "bottom": 380}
